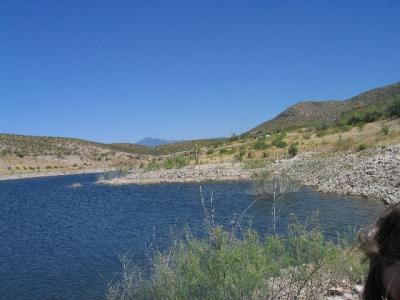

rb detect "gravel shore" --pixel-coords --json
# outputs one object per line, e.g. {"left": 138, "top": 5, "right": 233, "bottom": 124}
{"left": 105, "top": 162, "right": 253, "bottom": 185}
{"left": 274, "top": 145, "right": 400, "bottom": 204}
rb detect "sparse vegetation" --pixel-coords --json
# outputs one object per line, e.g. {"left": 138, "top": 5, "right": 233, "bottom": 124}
{"left": 288, "top": 143, "right": 298, "bottom": 157}
{"left": 271, "top": 135, "right": 287, "bottom": 148}
{"left": 235, "top": 150, "right": 246, "bottom": 161}
{"left": 386, "top": 95, "right": 400, "bottom": 117}
{"left": 107, "top": 218, "right": 365, "bottom": 300}
{"left": 356, "top": 143, "right": 367, "bottom": 152}
{"left": 381, "top": 123, "right": 389, "bottom": 135}
{"left": 145, "top": 159, "right": 161, "bottom": 171}
{"left": 163, "top": 156, "right": 189, "bottom": 169}
{"left": 253, "top": 137, "right": 268, "bottom": 150}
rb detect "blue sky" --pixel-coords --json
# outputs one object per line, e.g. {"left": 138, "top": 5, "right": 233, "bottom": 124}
{"left": 1, "top": 1, "right": 399, "bottom": 143}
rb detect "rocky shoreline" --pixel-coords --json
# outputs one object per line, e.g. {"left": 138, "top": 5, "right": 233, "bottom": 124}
{"left": 105, "top": 162, "right": 253, "bottom": 185}
{"left": 105, "top": 144, "right": 400, "bottom": 205}
{"left": 0, "top": 168, "right": 109, "bottom": 181}
{"left": 274, "top": 145, "right": 400, "bottom": 204}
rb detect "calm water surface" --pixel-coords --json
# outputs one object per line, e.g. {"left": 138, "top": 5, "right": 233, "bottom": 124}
{"left": 0, "top": 173, "right": 384, "bottom": 299}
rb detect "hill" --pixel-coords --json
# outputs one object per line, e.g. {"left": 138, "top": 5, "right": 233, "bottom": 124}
{"left": 0, "top": 134, "right": 148, "bottom": 177}
{"left": 249, "top": 81, "right": 400, "bottom": 134}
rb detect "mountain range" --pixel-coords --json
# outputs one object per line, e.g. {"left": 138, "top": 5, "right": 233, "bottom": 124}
{"left": 136, "top": 137, "right": 178, "bottom": 148}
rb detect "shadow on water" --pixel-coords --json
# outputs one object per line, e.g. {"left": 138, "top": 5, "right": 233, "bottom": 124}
{"left": 0, "top": 173, "right": 384, "bottom": 299}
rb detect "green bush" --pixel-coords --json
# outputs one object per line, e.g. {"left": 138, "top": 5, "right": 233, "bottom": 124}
{"left": 107, "top": 221, "right": 365, "bottom": 300}
{"left": 253, "top": 138, "right": 268, "bottom": 150}
{"left": 206, "top": 149, "right": 214, "bottom": 155}
{"left": 364, "top": 106, "right": 382, "bottom": 123}
{"left": 163, "top": 156, "right": 189, "bottom": 169}
{"left": 315, "top": 121, "right": 329, "bottom": 131}
{"left": 339, "top": 124, "right": 351, "bottom": 132}
{"left": 288, "top": 144, "right": 298, "bottom": 157}
{"left": 343, "top": 105, "right": 382, "bottom": 126}
{"left": 271, "top": 135, "right": 286, "bottom": 148}
{"left": 356, "top": 143, "right": 367, "bottom": 152}
{"left": 219, "top": 148, "right": 229, "bottom": 155}
{"left": 145, "top": 159, "right": 161, "bottom": 171}
{"left": 316, "top": 130, "right": 329, "bottom": 138}
{"left": 386, "top": 97, "right": 400, "bottom": 117}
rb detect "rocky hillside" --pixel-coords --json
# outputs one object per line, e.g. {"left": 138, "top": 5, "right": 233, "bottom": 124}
{"left": 250, "top": 81, "right": 400, "bottom": 133}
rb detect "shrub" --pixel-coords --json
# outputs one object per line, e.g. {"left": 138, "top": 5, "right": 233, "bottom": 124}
{"left": 219, "top": 148, "right": 228, "bottom": 155}
{"left": 107, "top": 221, "right": 365, "bottom": 300}
{"left": 316, "top": 130, "right": 329, "bottom": 138}
{"left": 253, "top": 138, "right": 268, "bottom": 150}
{"left": 386, "top": 97, "right": 400, "bottom": 118}
{"left": 235, "top": 150, "right": 246, "bottom": 161}
{"left": 315, "top": 121, "right": 329, "bottom": 131}
{"left": 163, "top": 156, "right": 189, "bottom": 169}
{"left": 303, "top": 133, "right": 312, "bottom": 140}
{"left": 288, "top": 144, "right": 298, "bottom": 157}
{"left": 14, "top": 151, "right": 24, "bottom": 158}
{"left": 206, "top": 149, "right": 214, "bottom": 155}
{"left": 271, "top": 135, "right": 286, "bottom": 148}
{"left": 356, "top": 143, "right": 367, "bottom": 152}
{"left": 339, "top": 124, "right": 351, "bottom": 132}
{"left": 345, "top": 111, "right": 365, "bottom": 126}
{"left": 381, "top": 123, "right": 389, "bottom": 135}
{"left": 145, "top": 159, "right": 161, "bottom": 171}
{"left": 229, "top": 133, "right": 239, "bottom": 142}
{"left": 364, "top": 106, "right": 382, "bottom": 123}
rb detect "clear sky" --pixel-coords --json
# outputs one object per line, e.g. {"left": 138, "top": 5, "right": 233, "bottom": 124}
{"left": 1, "top": 1, "right": 399, "bottom": 143}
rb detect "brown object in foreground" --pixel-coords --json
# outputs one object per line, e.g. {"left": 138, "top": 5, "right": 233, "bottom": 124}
{"left": 359, "top": 204, "right": 400, "bottom": 300}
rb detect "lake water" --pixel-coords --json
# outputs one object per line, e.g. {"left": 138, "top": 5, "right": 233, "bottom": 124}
{"left": 0, "top": 173, "right": 384, "bottom": 300}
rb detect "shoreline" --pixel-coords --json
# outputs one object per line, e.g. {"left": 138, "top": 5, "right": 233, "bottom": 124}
{"left": 102, "top": 162, "right": 253, "bottom": 185}
{"left": 2, "top": 144, "right": 399, "bottom": 205}
{"left": 0, "top": 168, "right": 110, "bottom": 182}
{"left": 103, "top": 144, "right": 400, "bottom": 205}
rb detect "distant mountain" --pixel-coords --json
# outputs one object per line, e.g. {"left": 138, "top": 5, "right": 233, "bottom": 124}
{"left": 137, "top": 137, "right": 178, "bottom": 148}
{"left": 249, "top": 81, "right": 400, "bottom": 134}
